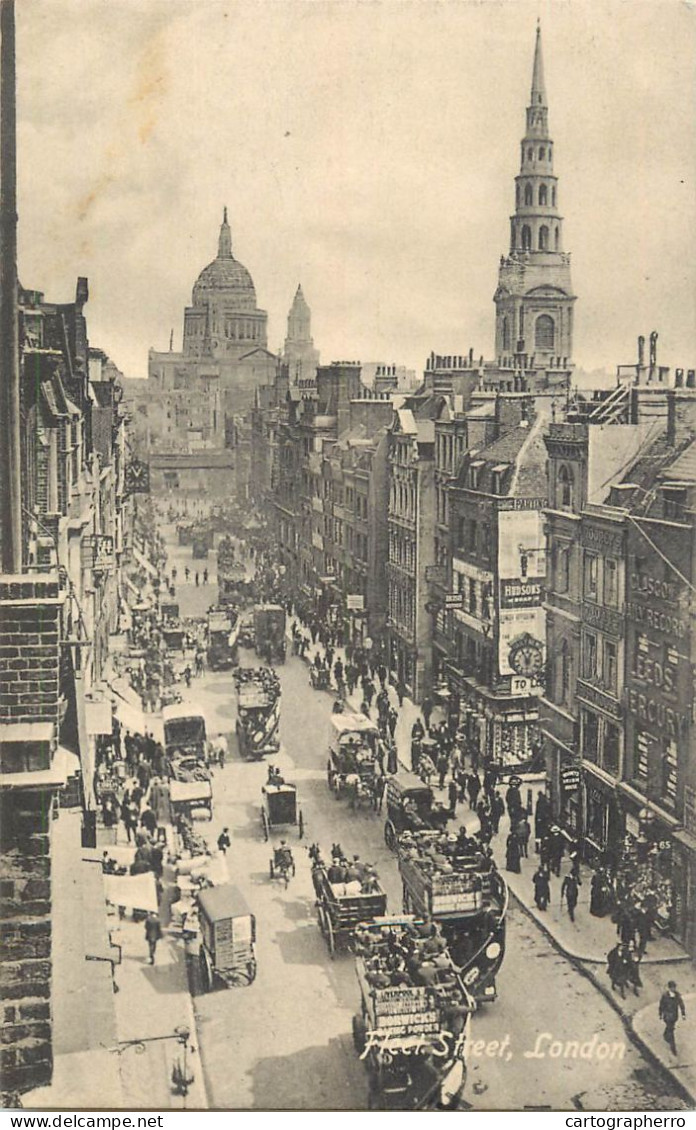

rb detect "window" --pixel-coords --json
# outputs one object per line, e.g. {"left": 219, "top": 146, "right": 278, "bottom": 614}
{"left": 663, "top": 488, "right": 686, "bottom": 521}
{"left": 662, "top": 741, "right": 678, "bottom": 803}
{"left": 468, "top": 578, "right": 477, "bottom": 616}
{"left": 502, "top": 316, "right": 510, "bottom": 352}
{"left": 521, "top": 225, "right": 532, "bottom": 250}
{"left": 539, "top": 147, "right": 546, "bottom": 160}
{"left": 551, "top": 186, "right": 557, "bottom": 207}
{"left": 468, "top": 520, "right": 478, "bottom": 553}
{"left": 635, "top": 733, "right": 649, "bottom": 781}
{"left": 560, "top": 640, "right": 572, "bottom": 705}
{"left": 583, "top": 632, "right": 598, "bottom": 680}
{"left": 524, "top": 183, "right": 533, "bottom": 206}
{"left": 555, "top": 542, "right": 570, "bottom": 592}
{"left": 539, "top": 183, "right": 548, "bottom": 206}
{"left": 535, "top": 313, "right": 554, "bottom": 350}
{"left": 584, "top": 552, "right": 599, "bottom": 600}
{"left": 603, "top": 639, "right": 617, "bottom": 693}
{"left": 527, "top": 147, "right": 533, "bottom": 161}
{"left": 604, "top": 557, "right": 618, "bottom": 606}
{"left": 604, "top": 722, "right": 620, "bottom": 775}
{"left": 557, "top": 464, "right": 574, "bottom": 509}
{"left": 554, "top": 226, "right": 560, "bottom": 250}
{"left": 538, "top": 225, "right": 549, "bottom": 251}
{"left": 515, "top": 184, "right": 520, "bottom": 207}
{"left": 582, "top": 710, "right": 599, "bottom": 763}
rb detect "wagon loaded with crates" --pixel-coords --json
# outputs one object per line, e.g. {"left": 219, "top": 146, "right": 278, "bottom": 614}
{"left": 312, "top": 863, "right": 387, "bottom": 957}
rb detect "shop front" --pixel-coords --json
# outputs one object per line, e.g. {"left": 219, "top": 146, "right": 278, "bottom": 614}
{"left": 582, "top": 772, "right": 625, "bottom": 869}
{"left": 445, "top": 665, "right": 542, "bottom": 775}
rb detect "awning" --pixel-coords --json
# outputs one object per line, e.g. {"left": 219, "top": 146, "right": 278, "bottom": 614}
{"left": 55, "top": 747, "right": 81, "bottom": 778}
{"left": 103, "top": 872, "right": 158, "bottom": 913}
{"left": 85, "top": 697, "right": 112, "bottom": 736}
{"left": 112, "top": 699, "right": 163, "bottom": 744}
{"left": 132, "top": 546, "right": 158, "bottom": 578}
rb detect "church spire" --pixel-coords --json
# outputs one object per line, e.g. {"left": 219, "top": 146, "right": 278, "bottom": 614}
{"left": 530, "top": 21, "right": 547, "bottom": 108}
{"left": 217, "top": 206, "right": 232, "bottom": 259}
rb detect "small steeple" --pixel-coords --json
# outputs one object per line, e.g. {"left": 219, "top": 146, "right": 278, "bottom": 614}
{"left": 217, "top": 206, "right": 232, "bottom": 259}
{"left": 531, "top": 21, "right": 547, "bottom": 108}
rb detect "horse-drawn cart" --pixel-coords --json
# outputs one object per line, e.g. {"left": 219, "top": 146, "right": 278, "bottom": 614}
{"left": 260, "top": 782, "right": 304, "bottom": 841}
{"left": 170, "top": 777, "right": 213, "bottom": 821}
{"left": 197, "top": 884, "right": 256, "bottom": 990}
{"left": 313, "top": 864, "right": 387, "bottom": 957}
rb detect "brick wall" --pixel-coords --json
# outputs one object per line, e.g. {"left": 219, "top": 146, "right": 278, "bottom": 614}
{"left": 0, "top": 576, "right": 62, "bottom": 728}
{"left": 0, "top": 574, "right": 63, "bottom": 1096}
{"left": 0, "top": 790, "right": 53, "bottom": 1094}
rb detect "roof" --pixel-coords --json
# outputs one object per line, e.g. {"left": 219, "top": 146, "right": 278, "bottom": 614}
{"left": 661, "top": 439, "right": 696, "bottom": 483}
{"left": 162, "top": 703, "right": 206, "bottom": 724}
{"left": 330, "top": 713, "right": 380, "bottom": 736}
{"left": 197, "top": 884, "right": 252, "bottom": 924}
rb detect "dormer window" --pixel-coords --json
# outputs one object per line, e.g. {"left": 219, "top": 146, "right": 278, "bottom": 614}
{"left": 663, "top": 486, "right": 686, "bottom": 521}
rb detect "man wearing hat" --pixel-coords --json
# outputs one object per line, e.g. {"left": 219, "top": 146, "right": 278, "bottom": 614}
{"left": 658, "top": 981, "right": 686, "bottom": 1055}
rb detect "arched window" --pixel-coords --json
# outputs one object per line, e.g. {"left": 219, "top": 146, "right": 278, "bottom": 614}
{"left": 527, "top": 146, "right": 533, "bottom": 161}
{"left": 539, "top": 225, "right": 549, "bottom": 250}
{"left": 539, "top": 147, "right": 546, "bottom": 160}
{"left": 557, "top": 463, "right": 574, "bottom": 509}
{"left": 524, "top": 183, "right": 533, "bottom": 206}
{"left": 551, "top": 186, "right": 556, "bottom": 207}
{"left": 515, "top": 184, "right": 520, "bottom": 207}
{"left": 555, "top": 226, "right": 560, "bottom": 250}
{"left": 539, "top": 183, "right": 548, "bottom": 206}
{"left": 521, "top": 225, "right": 532, "bottom": 250}
{"left": 536, "top": 313, "right": 555, "bottom": 351}
{"left": 502, "top": 316, "right": 510, "bottom": 352}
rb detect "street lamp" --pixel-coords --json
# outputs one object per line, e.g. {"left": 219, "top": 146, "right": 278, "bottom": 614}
{"left": 116, "top": 1024, "right": 195, "bottom": 1107}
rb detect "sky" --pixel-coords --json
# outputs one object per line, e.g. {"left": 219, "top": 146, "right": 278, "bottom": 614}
{"left": 14, "top": 0, "right": 696, "bottom": 381}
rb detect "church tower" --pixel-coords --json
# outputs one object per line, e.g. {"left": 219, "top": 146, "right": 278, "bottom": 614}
{"left": 494, "top": 25, "right": 576, "bottom": 375}
{"left": 283, "top": 284, "right": 320, "bottom": 382}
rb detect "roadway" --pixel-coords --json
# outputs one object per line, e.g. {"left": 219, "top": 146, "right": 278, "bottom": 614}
{"left": 163, "top": 528, "right": 684, "bottom": 1111}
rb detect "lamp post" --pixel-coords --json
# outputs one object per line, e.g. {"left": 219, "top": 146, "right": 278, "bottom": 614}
{"left": 116, "top": 1023, "right": 194, "bottom": 1108}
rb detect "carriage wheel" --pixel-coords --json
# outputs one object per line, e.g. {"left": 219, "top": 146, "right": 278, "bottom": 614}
{"left": 298, "top": 810, "right": 304, "bottom": 839}
{"left": 269, "top": 860, "right": 275, "bottom": 878}
{"left": 261, "top": 809, "right": 269, "bottom": 842}
{"left": 327, "top": 763, "right": 334, "bottom": 790}
{"left": 352, "top": 1014, "right": 367, "bottom": 1054}
{"left": 384, "top": 821, "right": 397, "bottom": 851}
{"left": 317, "top": 903, "right": 327, "bottom": 939}
{"left": 199, "top": 946, "right": 213, "bottom": 993}
{"left": 326, "top": 913, "right": 336, "bottom": 959}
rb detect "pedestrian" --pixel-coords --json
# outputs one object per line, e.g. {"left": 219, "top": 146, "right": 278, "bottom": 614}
{"left": 377, "top": 662, "right": 387, "bottom": 689}
{"left": 195, "top": 572, "right": 200, "bottom": 587}
{"left": 505, "top": 832, "right": 522, "bottom": 874}
{"left": 217, "top": 827, "right": 231, "bottom": 855}
{"left": 325, "top": 644, "right": 335, "bottom": 670}
{"left": 203, "top": 567, "right": 209, "bottom": 584}
{"left": 171, "top": 566, "right": 177, "bottom": 583}
{"left": 515, "top": 813, "right": 531, "bottom": 858}
{"left": 388, "top": 707, "right": 398, "bottom": 741}
{"left": 532, "top": 866, "right": 551, "bottom": 911}
{"left": 561, "top": 872, "right": 580, "bottom": 922}
{"left": 184, "top": 566, "right": 190, "bottom": 582}
{"left": 547, "top": 826, "right": 564, "bottom": 876}
{"left": 466, "top": 771, "right": 481, "bottom": 811}
{"left": 491, "top": 791, "right": 505, "bottom": 835}
{"left": 145, "top": 911, "right": 162, "bottom": 965}
{"left": 658, "top": 981, "right": 686, "bottom": 1055}
{"left": 448, "top": 778, "right": 458, "bottom": 818}
{"left": 422, "top": 696, "right": 433, "bottom": 731}
{"left": 437, "top": 752, "right": 449, "bottom": 790}
{"left": 396, "top": 679, "right": 406, "bottom": 708}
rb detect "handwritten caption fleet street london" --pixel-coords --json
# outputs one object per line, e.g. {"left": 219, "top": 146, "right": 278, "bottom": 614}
{"left": 463, "top": 1033, "right": 626, "bottom": 1062}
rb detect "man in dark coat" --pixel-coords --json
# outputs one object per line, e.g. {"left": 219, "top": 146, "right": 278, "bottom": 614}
{"left": 466, "top": 771, "right": 481, "bottom": 811}
{"left": 145, "top": 912, "right": 162, "bottom": 964}
{"left": 658, "top": 982, "right": 686, "bottom": 1055}
{"left": 561, "top": 873, "right": 580, "bottom": 922}
{"left": 532, "top": 867, "right": 551, "bottom": 911}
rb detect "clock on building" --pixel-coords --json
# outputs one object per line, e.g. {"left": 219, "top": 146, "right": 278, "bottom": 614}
{"left": 508, "top": 632, "right": 544, "bottom": 676}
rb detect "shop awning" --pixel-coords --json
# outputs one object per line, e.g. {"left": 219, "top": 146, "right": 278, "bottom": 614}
{"left": 103, "top": 872, "right": 158, "bottom": 913}
{"left": 112, "top": 698, "right": 163, "bottom": 743}
{"left": 85, "top": 697, "right": 112, "bottom": 736}
{"left": 132, "top": 546, "right": 158, "bottom": 578}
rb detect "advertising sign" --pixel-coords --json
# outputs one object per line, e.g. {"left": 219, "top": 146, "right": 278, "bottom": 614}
{"left": 497, "top": 509, "right": 546, "bottom": 677}
{"left": 347, "top": 594, "right": 365, "bottom": 611}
